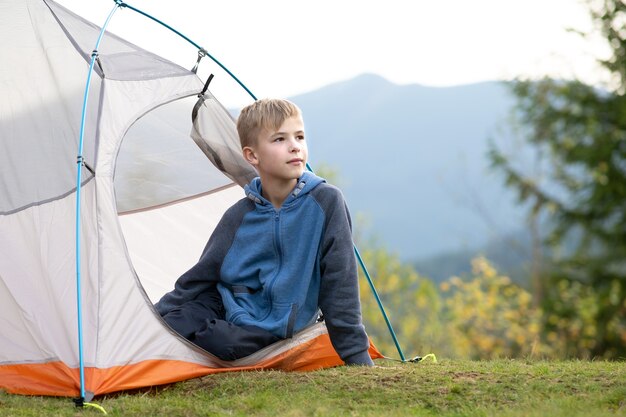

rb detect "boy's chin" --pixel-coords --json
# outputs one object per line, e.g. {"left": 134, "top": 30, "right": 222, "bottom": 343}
{"left": 291, "top": 168, "right": 305, "bottom": 179}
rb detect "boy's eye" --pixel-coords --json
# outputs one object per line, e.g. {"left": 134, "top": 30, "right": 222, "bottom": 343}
{"left": 297, "top": 135, "right": 305, "bottom": 140}
{"left": 273, "top": 137, "right": 284, "bottom": 142}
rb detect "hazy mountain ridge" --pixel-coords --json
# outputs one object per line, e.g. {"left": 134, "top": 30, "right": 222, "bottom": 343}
{"left": 288, "top": 74, "right": 531, "bottom": 277}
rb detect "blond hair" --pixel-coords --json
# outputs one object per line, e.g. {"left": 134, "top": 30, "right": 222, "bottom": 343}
{"left": 236, "top": 98, "right": 301, "bottom": 148}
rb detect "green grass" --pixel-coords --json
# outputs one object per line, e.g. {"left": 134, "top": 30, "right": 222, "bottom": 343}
{"left": 1, "top": 359, "right": 625, "bottom": 416}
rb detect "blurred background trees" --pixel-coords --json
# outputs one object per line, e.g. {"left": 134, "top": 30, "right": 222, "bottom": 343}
{"left": 489, "top": 0, "right": 626, "bottom": 358}
{"left": 347, "top": 0, "right": 626, "bottom": 360}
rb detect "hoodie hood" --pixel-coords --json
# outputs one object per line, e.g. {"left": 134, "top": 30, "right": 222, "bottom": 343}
{"left": 244, "top": 171, "right": 325, "bottom": 208}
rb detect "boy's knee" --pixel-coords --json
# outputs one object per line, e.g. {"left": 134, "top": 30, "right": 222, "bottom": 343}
{"left": 193, "top": 319, "right": 239, "bottom": 360}
{"left": 161, "top": 308, "right": 198, "bottom": 339}
{"left": 193, "top": 319, "right": 280, "bottom": 361}
{"left": 161, "top": 299, "right": 223, "bottom": 339}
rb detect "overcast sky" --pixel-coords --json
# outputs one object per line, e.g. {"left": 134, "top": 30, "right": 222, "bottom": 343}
{"left": 56, "top": 0, "right": 610, "bottom": 107}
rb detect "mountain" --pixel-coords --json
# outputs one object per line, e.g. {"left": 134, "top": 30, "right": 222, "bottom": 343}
{"left": 288, "top": 74, "right": 531, "bottom": 272}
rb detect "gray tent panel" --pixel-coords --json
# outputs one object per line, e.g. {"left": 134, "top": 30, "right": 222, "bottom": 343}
{"left": 47, "top": 0, "right": 191, "bottom": 81}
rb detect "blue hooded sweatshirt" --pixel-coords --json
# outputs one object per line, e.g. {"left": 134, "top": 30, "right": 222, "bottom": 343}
{"left": 155, "top": 171, "right": 372, "bottom": 365}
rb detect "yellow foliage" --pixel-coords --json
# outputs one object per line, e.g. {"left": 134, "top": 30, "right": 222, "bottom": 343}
{"left": 440, "top": 256, "right": 547, "bottom": 359}
{"left": 358, "top": 250, "right": 608, "bottom": 360}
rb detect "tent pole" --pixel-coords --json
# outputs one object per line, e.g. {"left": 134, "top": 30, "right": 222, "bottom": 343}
{"left": 117, "top": 1, "right": 257, "bottom": 100}
{"left": 75, "top": 1, "right": 121, "bottom": 405}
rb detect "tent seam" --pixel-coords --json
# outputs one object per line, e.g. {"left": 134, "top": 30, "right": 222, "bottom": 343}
{"left": 42, "top": 0, "right": 105, "bottom": 78}
{"left": 117, "top": 183, "right": 238, "bottom": 216}
{"left": 0, "top": 176, "right": 95, "bottom": 216}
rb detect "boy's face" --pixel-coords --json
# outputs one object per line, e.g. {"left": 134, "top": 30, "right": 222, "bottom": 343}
{"left": 243, "top": 115, "right": 308, "bottom": 186}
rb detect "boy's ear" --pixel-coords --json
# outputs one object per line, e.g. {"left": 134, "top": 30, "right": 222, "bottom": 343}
{"left": 242, "top": 146, "right": 258, "bottom": 166}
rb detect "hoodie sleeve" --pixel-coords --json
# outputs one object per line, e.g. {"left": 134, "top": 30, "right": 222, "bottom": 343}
{"left": 313, "top": 184, "right": 374, "bottom": 366}
{"left": 154, "top": 198, "right": 253, "bottom": 316}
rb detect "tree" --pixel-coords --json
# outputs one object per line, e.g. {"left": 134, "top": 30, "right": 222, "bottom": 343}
{"left": 490, "top": 0, "right": 626, "bottom": 357}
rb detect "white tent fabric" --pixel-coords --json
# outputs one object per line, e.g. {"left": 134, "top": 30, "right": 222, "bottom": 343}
{"left": 0, "top": 0, "right": 230, "bottom": 371}
{"left": 0, "top": 0, "right": 382, "bottom": 397}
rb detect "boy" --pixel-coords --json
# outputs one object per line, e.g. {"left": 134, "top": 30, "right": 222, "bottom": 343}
{"left": 155, "top": 98, "right": 373, "bottom": 366}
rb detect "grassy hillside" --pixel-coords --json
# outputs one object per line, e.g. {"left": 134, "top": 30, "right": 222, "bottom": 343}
{"left": 2, "top": 360, "right": 624, "bottom": 416}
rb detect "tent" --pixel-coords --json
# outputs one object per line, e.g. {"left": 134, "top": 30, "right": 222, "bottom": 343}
{"left": 0, "top": 0, "right": 382, "bottom": 398}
